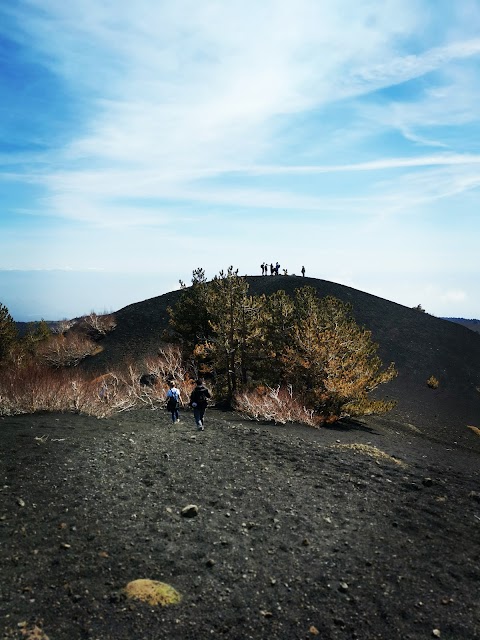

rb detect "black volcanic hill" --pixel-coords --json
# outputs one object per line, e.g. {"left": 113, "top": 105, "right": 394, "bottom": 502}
{"left": 443, "top": 317, "right": 480, "bottom": 334}
{"left": 83, "top": 275, "right": 480, "bottom": 451}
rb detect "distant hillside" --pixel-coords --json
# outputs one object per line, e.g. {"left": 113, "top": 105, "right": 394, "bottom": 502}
{"left": 15, "top": 320, "right": 63, "bottom": 337}
{"left": 443, "top": 317, "right": 480, "bottom": 334}
{"left": 79, "top": 275, "right": 480, "bottom": 452}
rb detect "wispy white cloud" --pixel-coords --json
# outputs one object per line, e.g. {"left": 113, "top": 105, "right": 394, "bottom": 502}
{"left": 235, "top": 153, "right": 480, "bottom": 175}
{"left": 2, "top": 1, "right": 480, "bottom": 317}
{"left": 351, "top": 38, "right": 480, "bottom": 91}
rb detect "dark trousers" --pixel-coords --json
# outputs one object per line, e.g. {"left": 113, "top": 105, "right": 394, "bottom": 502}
{"left": 193, "top": 405, "right": 206, "bottom": 426}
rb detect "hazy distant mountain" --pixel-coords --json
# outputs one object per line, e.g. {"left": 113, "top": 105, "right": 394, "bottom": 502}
{"left": 443, "top": 317, "right": 480, "bottom": 334}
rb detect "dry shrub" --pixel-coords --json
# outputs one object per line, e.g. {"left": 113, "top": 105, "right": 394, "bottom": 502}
{"left": 0, "top": 362, "right": 159, "bottom": 418}
{"left": 52, "top": 319, "right": 76, "bottom": 334}
{"left": 341, "top": 397, "right": 396, "bottom": 417}
{"left": 0, "top": 346, "right": 199, "bottom": 418}
{"left": 427, "top": 375, "right": 439, "bottom": 389}
{"left": 124, "top": 579, "right": 182, "bottom": 606}
{"left": 83, "top": 365, "right": 162, "bottom": 416}
{"left": 143, "top": 345, "right": 197, "bottom": 404}
{"left": 82, "top": 312, "right": 117, "bottom": 339}
{"left": 234, "top": 385, "right": 322, "bottom": 427}
{"left": 36, "top": 333, "right": 100, "bottom": 367}
{"left": 0, "top": 363, "right": 85, "bottom": 415}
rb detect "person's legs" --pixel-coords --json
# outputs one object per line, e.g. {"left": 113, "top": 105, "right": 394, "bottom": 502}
{"left": 193, "top": 406, "right": 202, "bottom": 427}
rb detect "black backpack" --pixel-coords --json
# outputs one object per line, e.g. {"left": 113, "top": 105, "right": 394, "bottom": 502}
{"left": 192, "top": 387, "right": 209, "bottom": 405}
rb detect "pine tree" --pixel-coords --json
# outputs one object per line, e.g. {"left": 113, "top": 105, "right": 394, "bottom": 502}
{"left": 167, "top": 272, "right": 397, "bottom": 421}
{"left": 22, "top": 319, "right": 52, "bottom": 355}
{"left": 0, "top": 303, "right": 18, "bottom": 363}
{"left": 167, "top": 267, "right": 212, "bottom": 355}
{"left": 207, "top": 267, "right": 251, "bottom": 401}
{"left": 256, "top": 289, "right": 294, "bottom": 385}
{"left": 283, "top": 289, "right": 397, "bottom": 420}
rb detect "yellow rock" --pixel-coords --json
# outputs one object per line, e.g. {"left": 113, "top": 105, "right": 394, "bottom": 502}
{"left": 124, "top": 579, "right": 182, "bottom": 606}
{"left": 19, "top": 625, "right": 49, "bottom": 640}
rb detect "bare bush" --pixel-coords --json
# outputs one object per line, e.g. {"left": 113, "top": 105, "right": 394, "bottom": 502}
{"left": 0, "top": 361, "right": 166, "bottom": 418}
{"left": 0, "top": 363, "right": 85, "bottom": 415}
{"left": 36, "top": 333, "right": 100, "bottom": 367}
{"left": 82, "top": 367, "right": 155, "bottom": 416}
{"left": 427, "top": 375, "right": 440, "bottom": 389}
{"left": 52, "top": 319, "right": 76, "bottom": 335}
{"left": 143, "top": 345, "right": 196, "bottom": 404}
{"left": 0, "top": 344, "right": 199, "bottom": 419}
{"left": 82, "top": 312, "right": 117, "bottom": 340}
{"left": 234, "top": 385, "right": 322, "bottom": 427}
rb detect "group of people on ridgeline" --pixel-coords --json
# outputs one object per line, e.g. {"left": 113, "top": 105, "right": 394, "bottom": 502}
{"left": 165, "top": 378, "right": 211, "bottom": 431}
{"left": 261, "top": 262, "right": 306, "bottom": 277}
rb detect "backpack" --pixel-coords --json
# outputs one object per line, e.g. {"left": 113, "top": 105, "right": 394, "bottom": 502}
{"left": 192, "top": 387, "right": 209, "bottom": 406}
{"left": 166, "top": 389, "right": 179, "bottom": 410}
{"left": 166, "top": 397, "right": 178, "bottom": 411}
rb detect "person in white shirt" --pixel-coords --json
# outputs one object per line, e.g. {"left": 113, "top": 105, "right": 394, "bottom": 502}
{"left": 166, "top": 381, "right": 181, "bottom": 424}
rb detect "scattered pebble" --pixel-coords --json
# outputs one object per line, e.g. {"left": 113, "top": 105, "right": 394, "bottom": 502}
{"left": 181, "top": 504, "right": 199, "bottom": 518}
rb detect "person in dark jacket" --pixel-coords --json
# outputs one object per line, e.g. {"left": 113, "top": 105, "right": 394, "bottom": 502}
{"left": 189, "top": 379, "right": 211, "bottom": 431}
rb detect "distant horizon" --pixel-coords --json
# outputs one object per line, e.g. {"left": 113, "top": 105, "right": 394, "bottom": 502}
{"left": 2, "top": 2, "right": 479, "bottom": 321}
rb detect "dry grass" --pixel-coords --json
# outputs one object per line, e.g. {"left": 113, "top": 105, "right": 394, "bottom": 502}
{"left": 0, "top": 346, "right": 197, "bottom": 418}
{"left": 402, "top": 422, "right": 422, "bottom": 434}
{"left": 234, "top": 385, "right": 323, "bottom": 427}
{"left": 331, "top": 443, "right": 407, "bottom": 467}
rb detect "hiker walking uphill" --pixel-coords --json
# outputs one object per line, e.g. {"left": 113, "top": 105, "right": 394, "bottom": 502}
{"left": 166, "top": 380, "right": 181, "bottom": 424}
{"left": 189, "top": 379, "right": 211, "bottom": 431}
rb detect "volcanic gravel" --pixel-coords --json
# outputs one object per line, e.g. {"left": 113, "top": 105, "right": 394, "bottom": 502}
{"left": 1, "top": 407, "right": 479, "bottom": 639}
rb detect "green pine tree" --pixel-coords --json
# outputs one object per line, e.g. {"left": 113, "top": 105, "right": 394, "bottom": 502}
{"left": 23, "top": 319, "right": 52, "bottom": 355}
{"left": 167, "top": 267, "right": 213, "bottom": 356}
{"left": 0, "top": 303, "right": 18, "bottom": 363}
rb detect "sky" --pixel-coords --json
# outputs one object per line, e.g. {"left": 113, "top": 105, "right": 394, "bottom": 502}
{"left": 1, "top": 0, "right": 480, "bottom": 321}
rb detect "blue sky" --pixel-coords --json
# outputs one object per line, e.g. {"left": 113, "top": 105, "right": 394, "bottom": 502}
{"left": 1, "top": 0, "right": 480, "bottom": 321}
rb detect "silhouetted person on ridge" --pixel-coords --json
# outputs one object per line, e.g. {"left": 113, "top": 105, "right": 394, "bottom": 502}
{"left": 301, "top": 266, "right": 305, "bottom": 277}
